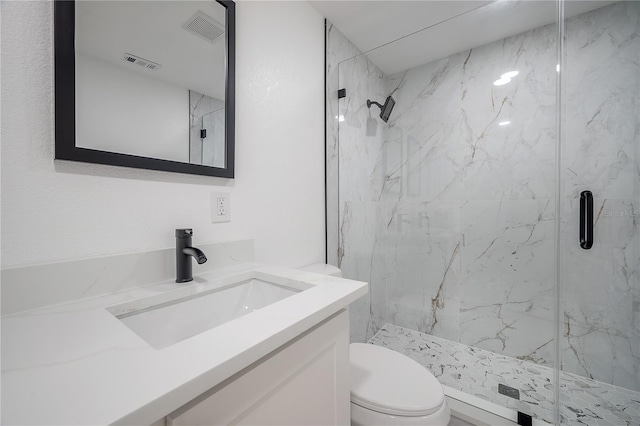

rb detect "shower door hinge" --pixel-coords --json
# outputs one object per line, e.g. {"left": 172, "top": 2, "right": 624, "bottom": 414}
{"left": 200, "top": 129, "right": 207, "bottom": 139}
{"left": 338, "top": 88, "right": 346, "bottom": 99}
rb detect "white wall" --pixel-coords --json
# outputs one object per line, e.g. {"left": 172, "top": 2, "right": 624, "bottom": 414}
{"left": 1, "top": 1, "right": 325, "bottom": 269}
{"left": 76, "top": 54, "right": 190, "bottom": 162}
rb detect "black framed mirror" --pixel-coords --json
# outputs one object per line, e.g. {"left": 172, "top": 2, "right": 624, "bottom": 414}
{"left": 54, "top": 0, "right": 235, "bottom": 178}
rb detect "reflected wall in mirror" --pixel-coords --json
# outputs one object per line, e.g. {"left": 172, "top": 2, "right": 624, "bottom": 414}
{"left": 189, "top": 90, "right": 225, "bottom": 168}
{"left": 55, "top": 0, "right": 235, "bottom": 178}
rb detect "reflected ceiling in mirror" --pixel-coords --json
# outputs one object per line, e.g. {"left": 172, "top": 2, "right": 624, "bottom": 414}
{"left": 54, "top": 0, "right": 235, "bottom": 178}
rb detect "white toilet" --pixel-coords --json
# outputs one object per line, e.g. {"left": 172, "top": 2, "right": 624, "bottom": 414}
{"left": 301, "top": 264, "right": 451, "bottom": 426}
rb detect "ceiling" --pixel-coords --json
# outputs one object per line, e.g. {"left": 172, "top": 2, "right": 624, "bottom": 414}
{"left": 309, "top": 0, "right": 619, "bottom": 75}
{"left": 75, "top": 1, "right": 227, "bottom": 100}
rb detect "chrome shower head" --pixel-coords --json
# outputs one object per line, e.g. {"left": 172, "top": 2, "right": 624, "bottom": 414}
{"left": 367, "top": 96, "right": 396, "bottom": 123}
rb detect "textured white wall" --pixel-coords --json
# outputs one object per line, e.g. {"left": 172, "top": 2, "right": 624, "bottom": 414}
{"left": 1, "top": 1, "right": 325, "bottom": 269}
{"left": 76, "top": 54, "right": 190, "bottom": 162}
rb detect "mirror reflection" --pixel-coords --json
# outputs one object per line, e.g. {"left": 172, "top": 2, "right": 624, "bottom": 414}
{"left": 75, "top": 1, "right": 227, "bottom": 168}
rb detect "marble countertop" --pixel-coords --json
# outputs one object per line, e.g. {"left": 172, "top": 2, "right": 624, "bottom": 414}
{"left": 1, "top": 263, "right": 368, "bottom": 425}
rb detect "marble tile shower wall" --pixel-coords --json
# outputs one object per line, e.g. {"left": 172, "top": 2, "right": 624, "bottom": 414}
{"left": 561, "top": 2, "right": 640, "bottom": 392}
{"left": 189, "top": 91, "right": 224, "bottom": 166}
{"left": 201, "top": 108, "right": 225, "bottom": 167}
{"left": 332, "top": 24, "right": 390, "bottom": 343}
{"left": 326, "top": 23, "right": 362, "bottom": 269}
{"left": 382, "top": 13, "right": 558, "bottom": 365}
{"left": 329, "top": 1, "right": 639, "bottom": 391}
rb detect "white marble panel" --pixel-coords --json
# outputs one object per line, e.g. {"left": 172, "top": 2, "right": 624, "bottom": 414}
{"left": 460, "top": 199, "right": 556, "bottom": 363}
{"left": 326, "top": 23, "right": 365, "bottom": 265}
{"left": 201, "top": 108, "right": 225, "bottom": 168}
{"left": 563, "top": 316, "right": 640, "bottom": 392}
{"left": 349, "top": 309, "right": 386, "bottom": 345}
{"left": 563, "top": 1, "right": 639, "bottom": 200}
{"left": 385, "top": 199, "right": 461, "bottom": 341}
{"left": 348, "top": 310, "right": 368, "bottom": 344}
{"left": 563, "top": 198, "right": 638, "bottom": 318}
{"left": 560, "top": 1, "right": 640, "bottom": 391}
{"left": 460, "top": 199, "right": 555, "bottom": 302}
{"left": 189, "top": 90, "right": 225, "bottom": 166}
{"left": 338, "top": 201, "right": 387, "bottom": 342}
{"left": 334, "top": 40, "right": 391, "bottom": 342}
{"left": 329, "top": 0, "right": 639, "bottom": 394}
{"left": 338, "top": 55, "right": 388, "bottom": 203}
{"left": 384, "top": 61, "right": 465, "bottom": 201}
{"left": 458, "top": 23, "right": 557, "bottom": 201}
{"left": 561, "top": 198, "right": 640, "bottom": 391}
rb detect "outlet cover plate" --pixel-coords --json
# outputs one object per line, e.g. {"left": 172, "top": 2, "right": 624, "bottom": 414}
{"left": 211, "top": 192, "right": 230, "bottom": 223}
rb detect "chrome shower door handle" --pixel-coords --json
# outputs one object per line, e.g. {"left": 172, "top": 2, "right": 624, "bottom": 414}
{"left": 580, "top": 190, "right": 593, "bottom": 250}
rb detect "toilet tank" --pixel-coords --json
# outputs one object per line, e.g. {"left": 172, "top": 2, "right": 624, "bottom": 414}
{"left": 300, "top": 264, "right": 342, "bottom": 277}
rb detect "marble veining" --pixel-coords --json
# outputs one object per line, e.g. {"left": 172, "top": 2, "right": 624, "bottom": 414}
{"left": 561, "top": 1, "right": 640, "bottom": 392}
{"left": 333, "top": 29, "right": 390, "bottom": 343}
{"left": 326, "top": 23, "right": 366, "bottom": 269}
{"left": 371, "top": 324, "right": 640, "bottom": 426}
{"left": 329, "top": 0, "right": 639, "bottom": 392}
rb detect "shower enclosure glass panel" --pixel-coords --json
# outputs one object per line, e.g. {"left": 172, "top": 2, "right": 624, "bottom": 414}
{"left": 559, "top": 2, "right": 640, "bottom": 424}
{"left": 333, "top": 1, "right": 639, "bottom": 422}
{"left": 336, "top": 1, "right": 559, "bottom": 422}
{"left": 201, "top": 108, "right": 225, "bottom": 168}
{"left": 189, "top": 90, "right": 225, "bottom": 168}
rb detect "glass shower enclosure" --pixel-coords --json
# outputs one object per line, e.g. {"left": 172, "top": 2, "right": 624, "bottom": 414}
{"left": 328, "top": 1, "right": 639, "bottom": 424}
{"left": 189, "top": 90, "right": 226, "bottom": 168}
{"left": 200, "top": 108, "right": 226, "bottom": 168}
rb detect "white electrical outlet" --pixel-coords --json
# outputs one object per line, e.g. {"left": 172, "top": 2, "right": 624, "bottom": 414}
{"left": 211, "top": 192, "right": 230, "bottom": 223}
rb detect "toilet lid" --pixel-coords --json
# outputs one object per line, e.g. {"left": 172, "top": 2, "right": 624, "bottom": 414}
{"left": 350, "top": 343, "right": 445, "bottom": 417}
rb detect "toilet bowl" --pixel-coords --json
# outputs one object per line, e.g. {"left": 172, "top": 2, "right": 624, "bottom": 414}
{"left": 350, "top": 343, "right": 450, "bottom": 426}
{"left": 300, "top": 264, "right": 451, "bottom": 426}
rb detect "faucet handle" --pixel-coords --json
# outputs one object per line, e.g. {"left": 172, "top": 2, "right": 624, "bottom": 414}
{"left": 175, "top": 228, "right": 193, "bottom": 238}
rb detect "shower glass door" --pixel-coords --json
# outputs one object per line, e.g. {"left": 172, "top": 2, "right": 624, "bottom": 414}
{"left": 559, "top": 1, "right": 640, "bottom": 424}
{"left": 200, "top": 108, "right": 225, "bottom": 168}
{"left": 332, "top": 1, "right": 639, "bottom": 423}
{"left": 333, "top": 1, "right": 560, "bottom": 423}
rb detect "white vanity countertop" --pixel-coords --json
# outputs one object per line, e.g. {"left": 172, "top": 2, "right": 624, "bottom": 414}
{"left": 1, "top": 263, "right": 368, "bottom": 425}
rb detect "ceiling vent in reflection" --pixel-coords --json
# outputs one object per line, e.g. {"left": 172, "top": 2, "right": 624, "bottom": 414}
{"left": 182, "top": 10, "right": 225, "bottom": 44}
{"left": 122, "top": 53, "right": 162, "bottom": 71}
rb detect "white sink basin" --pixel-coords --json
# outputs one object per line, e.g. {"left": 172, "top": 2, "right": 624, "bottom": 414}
{"left": 113, "top": 278, "right": 300, "bottom": 349}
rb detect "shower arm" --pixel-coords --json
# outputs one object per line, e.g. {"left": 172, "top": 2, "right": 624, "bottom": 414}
{"left": 367, "top": 100, "right": 384, "bottom": 110}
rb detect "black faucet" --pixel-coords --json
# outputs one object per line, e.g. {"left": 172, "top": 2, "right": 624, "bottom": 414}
{"left": 175, "top": 229, "right": 207, "bottom": 283}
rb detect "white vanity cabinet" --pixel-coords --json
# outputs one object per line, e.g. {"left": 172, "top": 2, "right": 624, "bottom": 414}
{"left": 2, "top": 258, "right": 367, "bottom": 425}
{"left": 167, "top": 310, "right": 351, "bottom": 426}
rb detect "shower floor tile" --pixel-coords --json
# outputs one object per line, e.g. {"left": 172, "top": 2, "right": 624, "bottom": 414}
{"left": 369, "top": 324, "right": 640, "bottom": 426}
